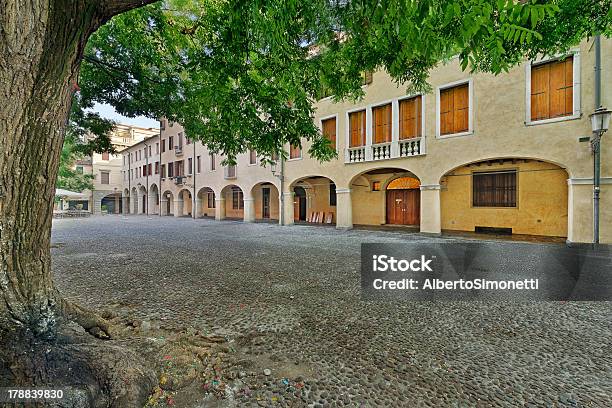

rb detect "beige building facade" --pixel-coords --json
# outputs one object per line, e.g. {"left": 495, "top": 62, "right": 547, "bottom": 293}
{"left": 76, "top": 124, "right": 159, "bottom": 214}
{"left": 121, "top": 38, "right": 612, "bottom": 244}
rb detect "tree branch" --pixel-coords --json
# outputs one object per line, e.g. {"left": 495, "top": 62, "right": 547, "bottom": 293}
{"left": 95, "top": 0, "right": 160, "bottom": 20}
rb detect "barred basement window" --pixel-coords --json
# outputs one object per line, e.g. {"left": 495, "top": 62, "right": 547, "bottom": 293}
{"left": 472, "top": 171, "right": 517, "bottom": 207}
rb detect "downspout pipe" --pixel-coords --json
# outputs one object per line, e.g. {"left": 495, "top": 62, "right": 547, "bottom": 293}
{"left": 280, "top": 155, "right": 285, "bottom": 226}
{"left": 593, "top": 35, "right": 602, "bottom": 246}
{"left": 145, "top": 141, "right": 149, "bottom": 216}
{"left": 193, "top": 140, "right": 196, "bottom": 219}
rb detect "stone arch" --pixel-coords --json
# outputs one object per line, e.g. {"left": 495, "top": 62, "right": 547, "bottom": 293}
{"left": 100, "top": 192, "right": 122, "bottom": 214}
{"left": 220, "top": 184, "right": 244, "bottom": 220}
{"left": 161, "top": 190, "right": 174, "bottom": 216}
{"left": 249, "top": 181, "right": 280, "bottom": 221}
{"left": 197, "top": 186, "right": 216, "bottom": 218}
{"left": 349, "top": 167, "right": 422, "bottom": 228}
{"left": 177, "top": 188, "right": 193, "bottom": 217}
{"left": 138, "top": 185, "right": 147, "bottom": 214}
{"left": 149, "top": 183, "right": 160, "bottom": 215}
{"left": 439, "top": 157, "right": 569, "bottom": 238}
{"left": 289, "top": 176, "right": 337, "bottom": 224}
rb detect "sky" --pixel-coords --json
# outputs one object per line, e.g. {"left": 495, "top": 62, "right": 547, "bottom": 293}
{"left": 91, "top": 103, "right": 159, "bottom": 129}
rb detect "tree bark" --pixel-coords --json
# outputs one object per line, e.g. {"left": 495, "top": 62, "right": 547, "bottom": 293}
{"left": 0, "top": 0, "right": 156, "bottom": 338}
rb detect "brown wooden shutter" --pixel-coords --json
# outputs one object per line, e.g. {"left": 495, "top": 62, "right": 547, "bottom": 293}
{"left": 372, "top": 104, "right": 391, "bottom": 144}
{"left": 531, "top": 63, "right": 549, "bottom": 121}
{"left": 440, "top": 88, "right": 454, "bottom": 135}
{"left": 322, "top": 118, "right": 336, "bottom": 147}
{"left": 399, "top": 96, "right": 422, "bottom": 139}
{"left": 349, "top": 110, "right": 366, "bottom": 147}
{"left": 454, "top": 84, "right": 469, "bottom": 133}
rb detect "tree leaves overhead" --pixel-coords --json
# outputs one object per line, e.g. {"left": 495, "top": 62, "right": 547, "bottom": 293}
{"left": 79, "top": 0, "right": 611, "bottom": 164}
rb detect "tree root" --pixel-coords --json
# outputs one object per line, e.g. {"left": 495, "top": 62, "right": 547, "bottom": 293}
{"left": 58, "top": 294, "right": 114, "bottom": 340}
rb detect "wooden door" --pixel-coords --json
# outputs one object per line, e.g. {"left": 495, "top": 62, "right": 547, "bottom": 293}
{"left": 262, "top": 188, "right": 270, "bottom": 218}
{"left": 386, "top": 189, "right": 420, "bottom": 226}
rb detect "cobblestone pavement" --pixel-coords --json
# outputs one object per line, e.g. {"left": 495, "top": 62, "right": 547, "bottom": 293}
{"left": 51, "top": 216, "right": 611, "bottom": 407}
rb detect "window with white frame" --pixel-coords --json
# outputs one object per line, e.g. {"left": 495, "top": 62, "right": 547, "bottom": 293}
{"left": 436, "top": 79, "right": 473, "bottom": 137}
{"left": 526, "top": 52, "right": 580, "bottom": 124}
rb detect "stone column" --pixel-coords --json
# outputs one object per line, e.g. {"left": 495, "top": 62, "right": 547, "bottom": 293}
{"left": 282, "top": 191, "right": 294, "bottom": 225}
{"left": 115, "top": 195, "right": 120, "bottom": 214}
{"left": 160, "top": 198, "right": 168, "bottom": 216}
{"left": 243, "top": 195, "right": 256, "bottom": 223}
{"left": 566, "top": 179, "right": 594, "bottom": 244}
{"left": 122, "top": 196, "right": 129, "bottom": 214}
{"left": 420, "top": 184, "right": 441, "bottom": 235}
{"left": 194, "top": 198, "right": 202, "bottom": 219}
{"left": 215, "top": 198, "right": 226, "bottom": 220}
{"left": 137, "top": 194, "right": 144, "bottom": 215}
{"left": 174, "top": 198, "right": 183, "bottom": 217}
{"left": 335, "top": 188, "right": 353, "bottom": 229}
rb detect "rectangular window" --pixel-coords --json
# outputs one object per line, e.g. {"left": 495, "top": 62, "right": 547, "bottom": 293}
{"left": 148, "top": 163, "right": 152, "bottom": 176}
{"left": 322, "top": 117, "right": 336, "bottom": 149}
{"left": 161, "top": 139, "right": 166, "bottom": 153}
{"left": 473, "top": 171, "right": 517, "bottom": 208}
{"left": 531, "top": 56, "right": 573, "bottom": 121}
{"left": 249, "top": 150, "right": 257, "bottom": 165}
{"left": 197, "top": 156, "right": 201, "bottom": 173}
{"left": 148, "top": 146, "right": 152, "bottom": 156}
{"left": 100, "top": 171, "right": 109, "bottom": 184}
{"left": 210, "top": 153, "right": 216, "bottom": 171}
{"left": 175, "top": 160, "right": 184, "bottom": 176}
{"left": 440, "top": 83, "right": 469, "bottom": 135}
{"left": 160, "top": 119, "right": 166, "bottom": 130}
{"left": 169, "top": 136, "right": 174, "bottom": 149}
{"left": 156, "top": 143, "right": 159, "bottom": 154}
{"left": 161, "top": 164, "right": 166, "bottom": 178}
{"left": 188, "top": 158, "right": 193, "bottom": 174}
{"left": 372, "top": 103, "right": 392, "bottom": 144}
{"left": 225, "top": 165, "right": 236, "bottom": 178}
{"left": 372, "top": 181, "right": 381, "bottom": 191}
{"left": 207, "top": 192, "right": 216, "bottom": 208}
{"left": 399, "top": 95, "right": 422, "bottom": 139}
{"left": 178, "top": 132, "right": 183, "bottom": 147}
{"left": 102, "top": 152, "right": 109, "bottom": 160}
{"left": 329, "top": 182, "right": 337, "bottom": 206}
{"left": 168, "top": 161, "right": 174, "bottom": 177}
{"left": 361, "top": 71, "right": 373, "bottom": 85}
{"left": 76, "top": 166, "right": 83, "bottom": 174}
{"left": 232, "top": 188, "right": 244, "bottom": 210}
{"left": 289, "top": 144, "right": 301, "bottom": 159}
{"left": 155, "top": 162, "right": 159, "bottom": 174}
{"left": 349, "top": 110, "right": 366, "bottom": 147}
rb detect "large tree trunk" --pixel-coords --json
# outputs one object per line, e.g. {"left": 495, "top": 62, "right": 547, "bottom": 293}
{"left": 0, "top": 0, "right": 159, "bottom": 403}
{"left": 0, "top": 0, "right": 108, "bottom": 339}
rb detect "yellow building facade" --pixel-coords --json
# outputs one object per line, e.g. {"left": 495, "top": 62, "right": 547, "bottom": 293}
{"left": 121, "top": 38, "right": 612, "bottom": 244}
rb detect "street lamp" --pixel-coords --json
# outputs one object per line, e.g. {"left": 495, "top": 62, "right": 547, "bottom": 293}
{"left": 590, "top": 107, "right": 611, "bottom": 135}
{"left": 589, "top": 106, "right": 611, "bottom": 246}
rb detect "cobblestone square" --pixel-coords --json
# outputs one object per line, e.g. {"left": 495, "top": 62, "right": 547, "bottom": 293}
{"left": 51, "top": 216, "right": 611, "bottom": 407}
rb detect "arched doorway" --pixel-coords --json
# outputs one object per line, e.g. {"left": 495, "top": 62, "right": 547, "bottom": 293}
{"left": 251, "top": 182, "right": 279, "bottom": 221}
{"left": 162, "top": 191, "right": 174, "bottom": 216}
{"left": 138, "top": 185, "right": 147, "bottom": 214}
{"left": 349, "top": 168, "right": 421, "bottom": 228}
{"left": 101, "top": 192, "right": 122, "bottom": 214}
{"left": 289, "top": 176, "right": 337, "bottom": 224}
{"left": 197, "top": 187, "right": 216, "bottom": 218}
{"left": 440, "top": 158, "right": 569, "bottom": 237}
{"left": 386, "top": 177, "right": 421, "bottom": 226}
{"left": 149, "top": 184, "right": 159, "bottom": 215}
{"left": 221, "top": 184, "right": 244, "bottom": 220}
{"left": 294, "top": 186, "right": 307, "bottom": 221}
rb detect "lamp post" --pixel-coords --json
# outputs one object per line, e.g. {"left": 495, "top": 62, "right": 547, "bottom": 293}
{"left": 270, "top": 157, "right": 285, "bottom": 226}
{"left": 589, "top": 106, "right": 611, "bottom": 246}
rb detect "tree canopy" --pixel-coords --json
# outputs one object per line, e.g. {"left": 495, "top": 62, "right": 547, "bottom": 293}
{"left": 77, "top": 0, "right": 611, "bottom": 164}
